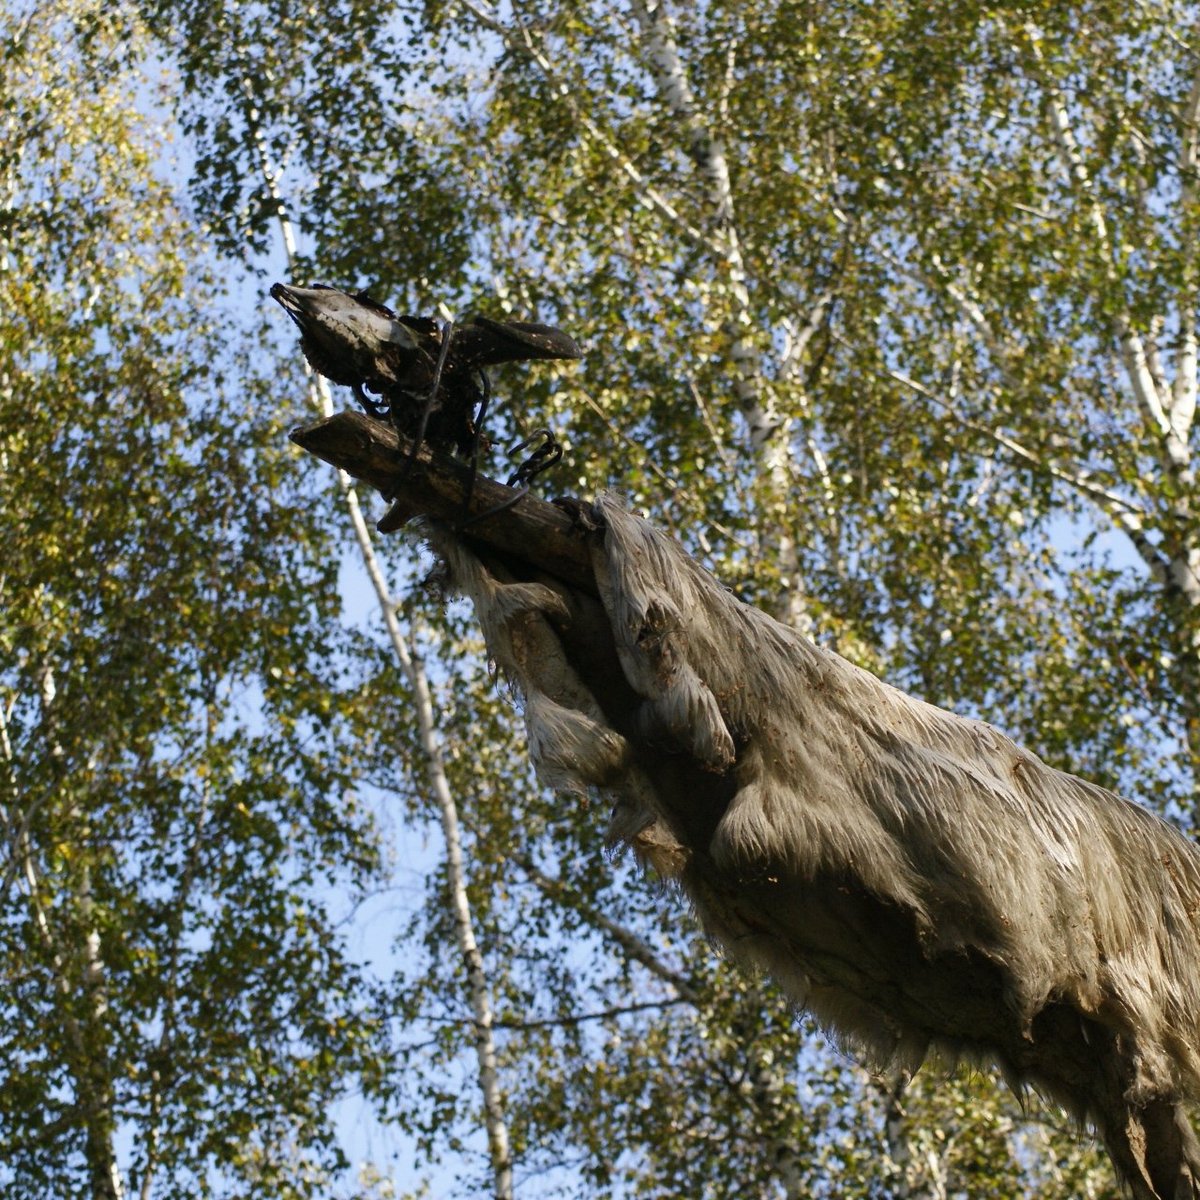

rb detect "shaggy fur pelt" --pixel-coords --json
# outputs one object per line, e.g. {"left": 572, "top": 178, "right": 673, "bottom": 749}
{"left": 430, "top": 494, "right": 1200, "bottom": 1200}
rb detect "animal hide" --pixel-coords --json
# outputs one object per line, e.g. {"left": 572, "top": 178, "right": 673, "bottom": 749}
{"left": 430, "top": 493, "right": 1200, "bottom": 1200}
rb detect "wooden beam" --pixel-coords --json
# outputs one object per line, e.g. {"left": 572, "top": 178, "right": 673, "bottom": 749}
{"left": 289, "top": 411, "right": 597, "bottom": 594}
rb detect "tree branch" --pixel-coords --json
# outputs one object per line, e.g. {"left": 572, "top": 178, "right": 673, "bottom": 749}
{"left": 512, "top": 855, "right": 702, "bottom": 1003}
{"left": 455, "top": 0, "right": 713, "bottom": 251}
{"left": 845, "top": 344, "right": 1175, "bottom": 588}
{"left": 492, "top": 998, "right": 689, "bottom": 1031}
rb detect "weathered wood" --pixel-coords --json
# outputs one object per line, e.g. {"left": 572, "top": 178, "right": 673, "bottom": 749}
{"left": 289, "top": 410, "right": 597, "bottom": 594}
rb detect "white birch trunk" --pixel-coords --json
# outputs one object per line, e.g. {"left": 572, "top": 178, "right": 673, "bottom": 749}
{"left": 1, "top": 25, "right": 125, "bottom": 1191}
{"left": 1024, "top": 25, "right": 1200, "bottom": 778}
{"left": 628, "top": 0, "right": 812, "bottom": 634}
{"left": 21, "top": 663, "right": 127, "bottom": 1200}
{"left": 1168, "top": 56, "right": 1200, "bottom": 770}
{"left": 458, "top": 0, "right": 814, "bottom": 631}
{"left": 879, "top": 1070, "right": 951, "bottom": 1200}
{"left": 245, "top": 95, "right": 514, "bottom": 1198}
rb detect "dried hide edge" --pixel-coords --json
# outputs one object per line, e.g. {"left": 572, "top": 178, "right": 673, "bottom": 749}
{"left": 427, "top": 523, "right": 688, "bottom": 880}
{"left": 589, "top": 512, "right": 736, "bottom": 772}
{"left": 433, "top": 497, "right": 1200, "bottom": 1199}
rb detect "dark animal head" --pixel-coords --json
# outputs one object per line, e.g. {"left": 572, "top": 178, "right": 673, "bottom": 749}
{"left": 272, "top": 282, "right": 582, "bottom": 393}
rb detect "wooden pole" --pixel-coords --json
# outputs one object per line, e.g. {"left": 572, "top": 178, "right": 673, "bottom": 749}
{"left": 289, "top": 411, "right": 597, "bottom": 595}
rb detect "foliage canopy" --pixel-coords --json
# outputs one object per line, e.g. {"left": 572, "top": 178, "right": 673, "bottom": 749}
{"left": 3, "top": 0, "right": 1197, "bottom": 1195}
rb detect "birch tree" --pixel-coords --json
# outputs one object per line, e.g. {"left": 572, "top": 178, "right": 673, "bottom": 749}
{"left": 147, "top": 3, "right": 521, "bottom": 1194}
{"left": 807, "top": 1, "right": 1200, "bottom": 798}
{"left": 1, "top": 4, "right": 391, "bottom": 1196}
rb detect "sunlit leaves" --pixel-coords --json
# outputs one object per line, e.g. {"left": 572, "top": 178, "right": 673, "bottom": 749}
{"left": 0, "top": 4, "right": 393, "bottom": 1196}
{"left": 130, "top": 0, "right": 1194, "bottom": 1194}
